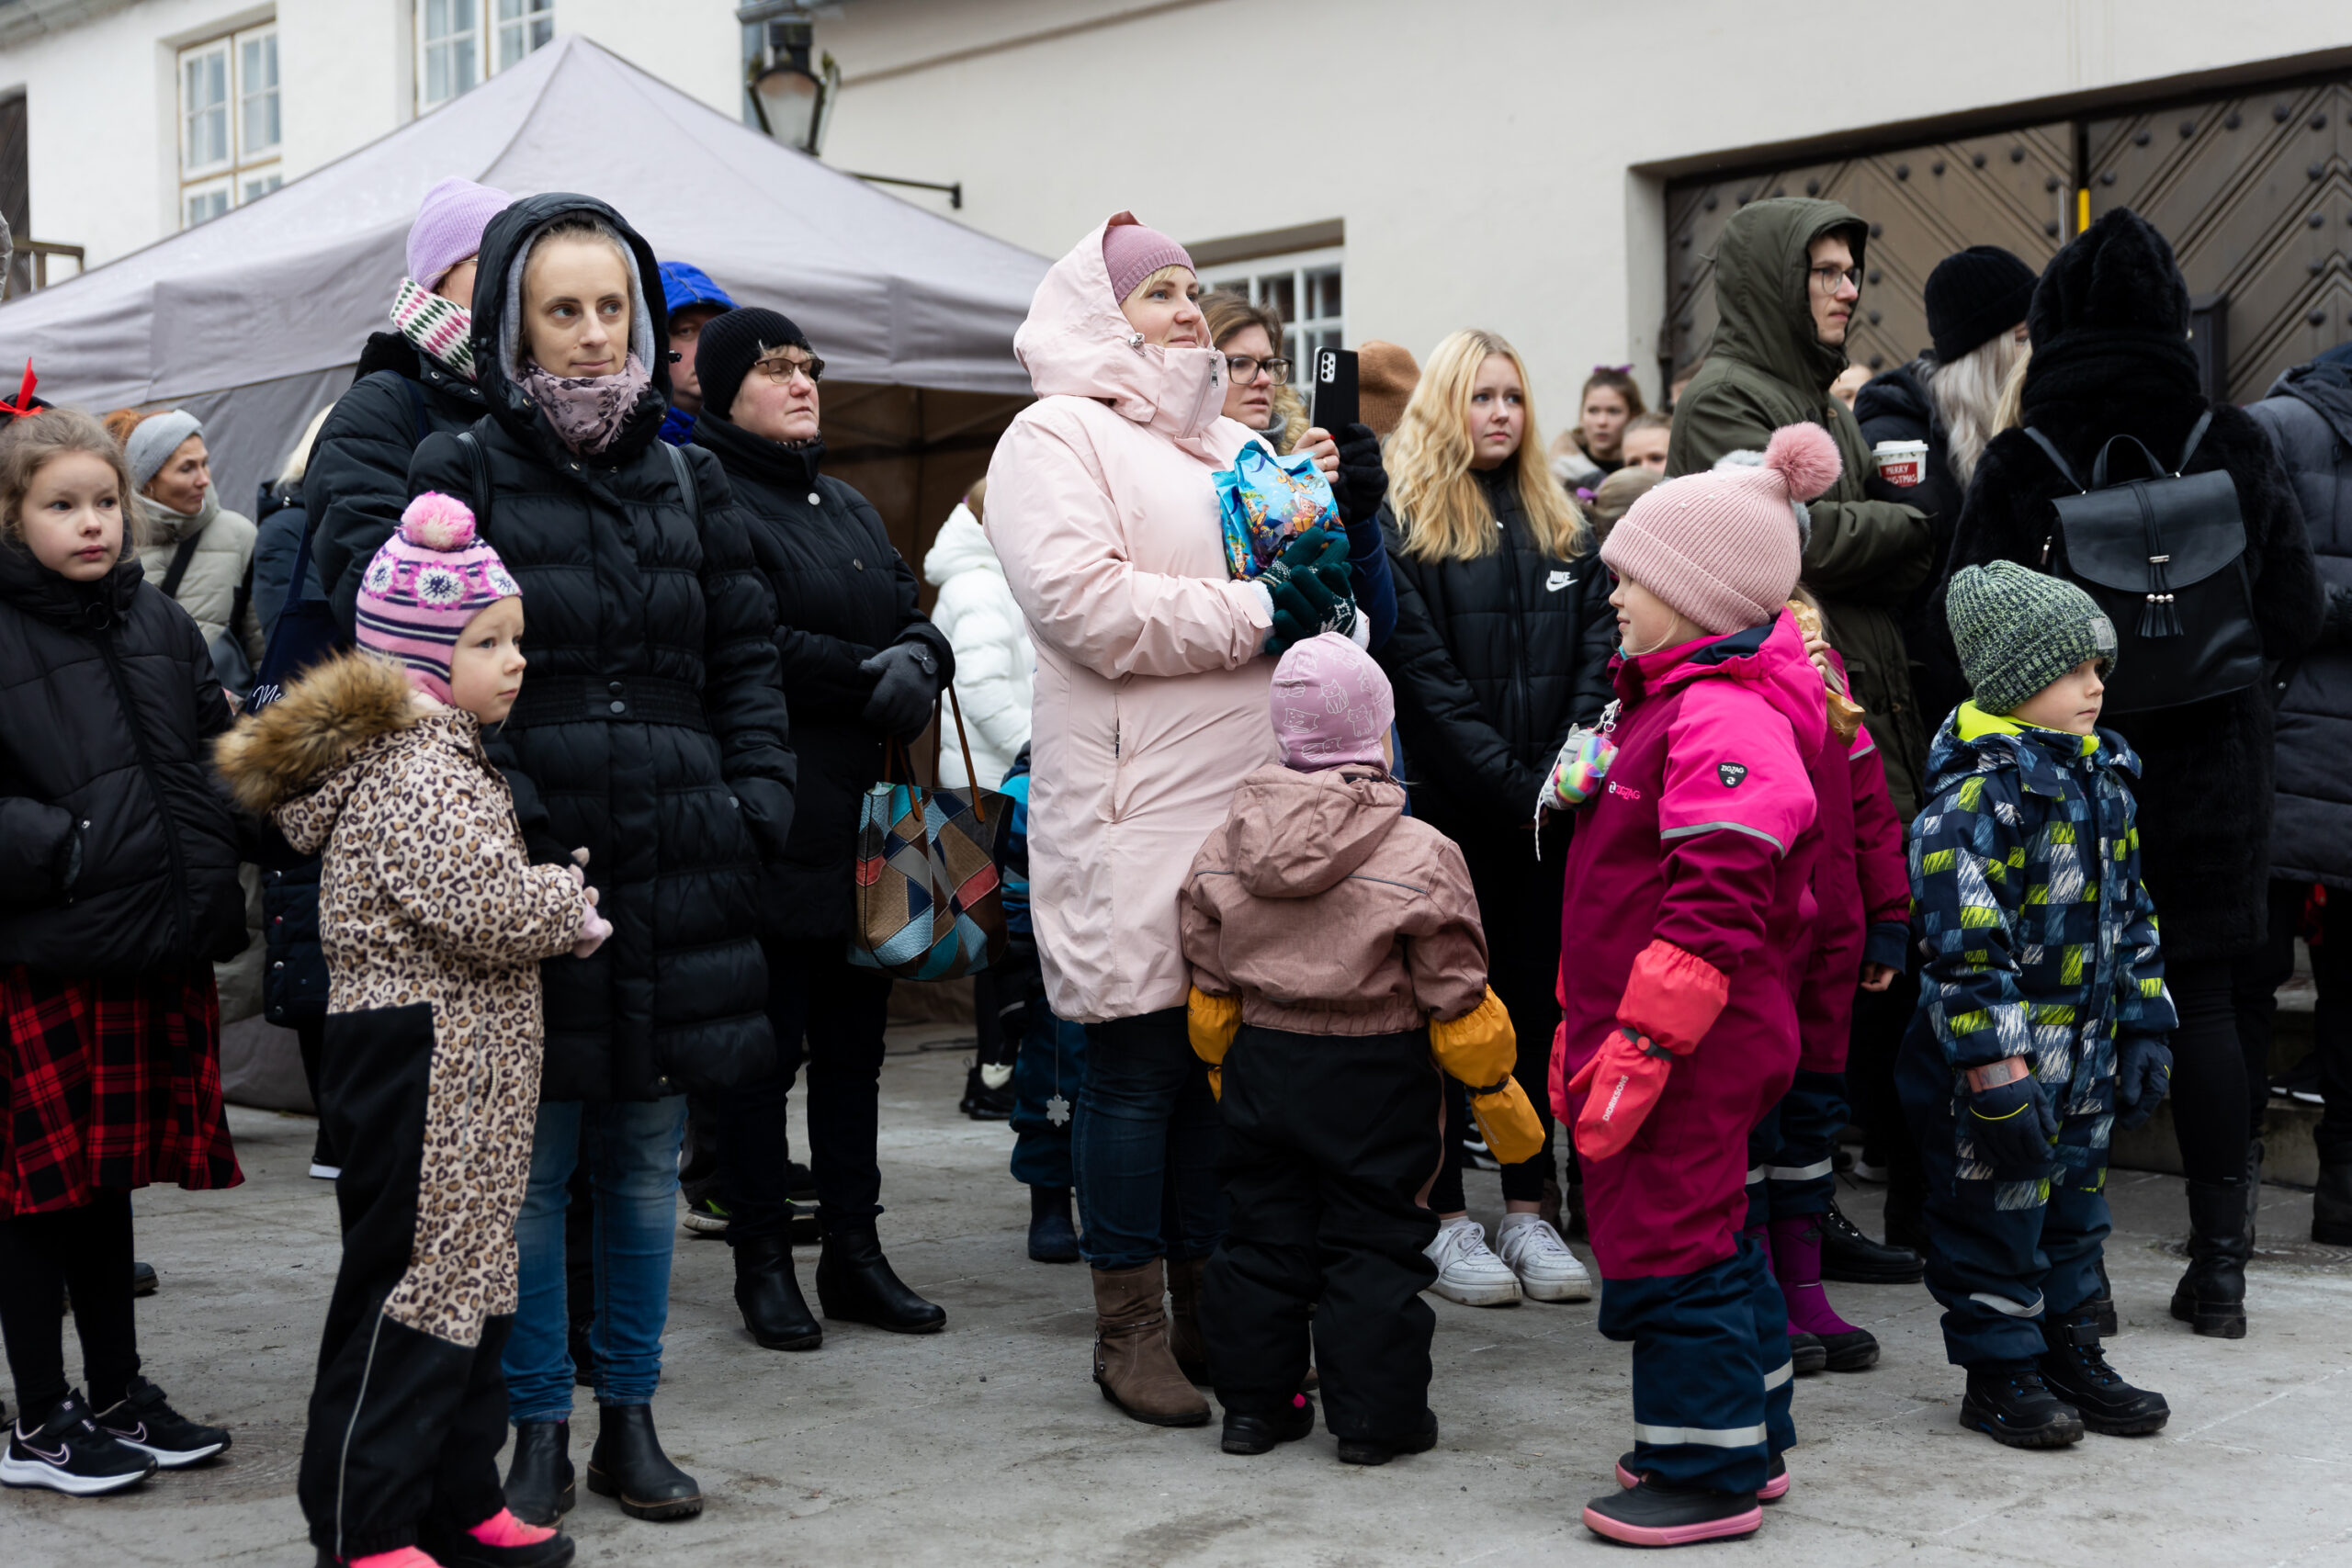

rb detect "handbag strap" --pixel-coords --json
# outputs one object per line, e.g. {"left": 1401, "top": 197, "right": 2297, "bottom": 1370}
{"left": 944, "top": 684, "right": 989, "bottom": 823}
{"left": 662, "top": 442, "right": 702, "bottom": 528}
{"left": 157, "top": 528, "right": 204, "bottom": 599}
{"left": 279, "top": 502, "right": 319, "bottom": 626}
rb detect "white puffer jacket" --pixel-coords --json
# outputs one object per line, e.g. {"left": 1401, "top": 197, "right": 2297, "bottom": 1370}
{"left": 922, "top": 502, "right": 1033, "bottom": 789}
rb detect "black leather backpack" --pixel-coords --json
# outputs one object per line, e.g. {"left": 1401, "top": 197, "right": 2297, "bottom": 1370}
{"left": 2022, "top": 412, "right": 2260, "bottom": 715}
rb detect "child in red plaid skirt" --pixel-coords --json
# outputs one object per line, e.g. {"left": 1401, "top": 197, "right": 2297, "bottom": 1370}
{"left": 0, "top": 407, "right": 249, "bottom": 1495}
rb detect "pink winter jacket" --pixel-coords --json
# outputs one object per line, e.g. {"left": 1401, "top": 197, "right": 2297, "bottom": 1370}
{"left": 984, "top": 214, "right": 1278, "bottom": 1023}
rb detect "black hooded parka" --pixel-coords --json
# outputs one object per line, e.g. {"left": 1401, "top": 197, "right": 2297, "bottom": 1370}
{"left": 392, "top": 192, "right": 797, "bottom": 1100}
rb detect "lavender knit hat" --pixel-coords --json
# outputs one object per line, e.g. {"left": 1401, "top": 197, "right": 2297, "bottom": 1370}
{"left": 1271, "top": 633, "right": 1393, "bottom": 772}
{"left": 357, "top": 491, "right": 521, "bottom": 703}
{"left": 1102, "top": 220, "right": 1193, "bottom": 305}
{"left": 1599, "top": 423, "right": 1841, "bottom": 635}
{"left": 407, "top": 176, "right": 513, "bottom": 289}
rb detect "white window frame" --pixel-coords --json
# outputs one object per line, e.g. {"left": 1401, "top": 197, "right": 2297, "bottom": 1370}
{"left": 1199, "top": 246, "right": 1346, "bottom": 371}
{"left": 417, "top": 0, "right": 555, "bottom": 113}
{"left": 176, "top": 23, "right": 280, "bottom": 230}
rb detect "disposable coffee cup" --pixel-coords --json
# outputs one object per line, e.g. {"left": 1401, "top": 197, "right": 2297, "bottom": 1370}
{"left": 1872, "top": 439, "right": 1928, "bottom": 487}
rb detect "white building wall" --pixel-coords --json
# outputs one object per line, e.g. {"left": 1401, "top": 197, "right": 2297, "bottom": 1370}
{"left": 809, "top": 0, "right": 2352, "bottom": 408}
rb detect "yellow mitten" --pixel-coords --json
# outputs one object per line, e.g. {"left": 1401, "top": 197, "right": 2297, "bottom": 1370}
{"left": 1468, "top": 1078, "right": 1546, "bottom": 1166}
{"left": 1188, "top": 987, "right": 1242, "bottom": 1066}
{"left": 1428, "top": 987, "right": 1517, "bottom": 1087}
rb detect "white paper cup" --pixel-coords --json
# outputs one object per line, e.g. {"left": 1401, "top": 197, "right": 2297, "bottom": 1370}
{"left": 1872, "top": 439, "right": 1928, "bottom": 487}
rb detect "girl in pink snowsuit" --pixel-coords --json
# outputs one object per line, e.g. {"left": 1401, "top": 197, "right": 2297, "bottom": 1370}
{"left": 1544, "top": 424, "right": 1842, "bottom": 1548}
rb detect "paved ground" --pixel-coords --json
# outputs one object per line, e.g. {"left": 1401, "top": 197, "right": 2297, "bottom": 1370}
{"left": 6, "top": 1032, "right": 2350, "bottom": 1567}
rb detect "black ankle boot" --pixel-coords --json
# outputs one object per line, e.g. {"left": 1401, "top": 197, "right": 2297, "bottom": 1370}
{"left": 585, "top": 1404, "right": 701, "bottom": 1521}
{"left": 1817, "top": 1197, "right": 1924, "bottom": 1283}
{"left": 2315, "top": 1162, "right": 2352, "bottom": 1246}
{"left": 503, "top": 1419, "right": 574, "bottom": 1526}
{"left": 1027, "top": 1186, "right": 1080, "bottom": 1264}
{"left": 816, "top": 1225, "right": 946, "bottom": 1333}
{"left": 2037, "top": 1309, "right": 2168, "bottom": 1435}
{"left": 1788, "top": 1330, "right": 1828, "bottom": 1375}
{"left": 1960, "top": 1366, "right": 2084, "bottom": 1448}
{"left": 734, "top": 1233, "right": 822, "bottom": 1350}
{"left": 1220, "top": 1394, "right": 1316, "bottom": 1455}
{"left": 2171, "top": 1178, "right": 2249, "bottom": 1338}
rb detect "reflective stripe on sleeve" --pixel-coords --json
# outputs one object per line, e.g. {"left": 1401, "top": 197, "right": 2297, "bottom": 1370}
{"left": 1660, "top": 819, "right": 1788, "bottom": 854}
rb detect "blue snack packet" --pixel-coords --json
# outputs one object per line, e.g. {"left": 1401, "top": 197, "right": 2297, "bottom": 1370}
{"left": 1213, "top": 441, "right": 1340, "bottom": 580}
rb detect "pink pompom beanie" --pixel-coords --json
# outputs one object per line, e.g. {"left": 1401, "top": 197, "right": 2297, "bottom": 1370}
{"left": 357, "top": 491, "right": 521, "bottom": 703}
{"left": 407, "top": 176, "right": 513, "bottom": 289}
{"left": 1270, "top": 633, "right": 1393, "bottom": 772}
{"left": 1102, "top": 219, "right": 1193, "bottom": 305}
{"left": 1598, "top": 423, "right": 1842, "bottom": 635}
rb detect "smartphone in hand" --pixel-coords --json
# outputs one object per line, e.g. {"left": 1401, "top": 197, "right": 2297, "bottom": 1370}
{"left": 1310, "top": 346, "right": 1359, "bottom": 433}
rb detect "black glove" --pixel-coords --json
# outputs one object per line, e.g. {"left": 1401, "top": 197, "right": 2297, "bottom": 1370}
{"left": 859, "top": 641, "right": 940, "bottom": 742}
{"left": 2113, "top": 1037, "right": 2174, "bottom": 1132}
{"left": 1962, "top": 1065, "right": 2059, "bottom": 1179}
{"left": 1262, "top": 529, "right": 1358, "bottom": 653}
{"left": 1329, "top": 423, "right": 1389, "bottom": 526}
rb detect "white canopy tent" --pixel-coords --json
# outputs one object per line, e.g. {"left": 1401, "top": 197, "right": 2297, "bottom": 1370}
{"left": 0, "top": 35, "right": 1046, "bottom": 534}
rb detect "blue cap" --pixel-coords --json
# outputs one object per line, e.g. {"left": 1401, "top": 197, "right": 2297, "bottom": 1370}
{"left": 656, "top": 260, "right": 735, "bottom": 325}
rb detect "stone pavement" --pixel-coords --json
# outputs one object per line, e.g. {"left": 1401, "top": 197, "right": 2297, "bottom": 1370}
{"left": 6, "top": 1034, "right": 2350, "bottom": 1567}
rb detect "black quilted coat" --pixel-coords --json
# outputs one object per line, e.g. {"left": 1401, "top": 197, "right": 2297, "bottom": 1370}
{"left": 347, "top": 192, "right": 797, "bottom": 1101}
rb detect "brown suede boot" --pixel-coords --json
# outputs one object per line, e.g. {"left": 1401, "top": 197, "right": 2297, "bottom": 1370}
{"left": 1092, "top": 1260, "right": 1210, "bottom": 1427}
{"left": 1165, "top": 1255, "right": 1210, "bottom": 1385}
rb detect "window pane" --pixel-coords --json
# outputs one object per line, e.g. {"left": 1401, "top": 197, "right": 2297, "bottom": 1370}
{"left": 243, "top": 171, "right": 282, "bottom": 202}
{"left": 1261, "top": 272, "right": 1295, "bottom": 323}
{"left": 184, "top": 50, "right": 229, "bottom": 169}
{"left": 241, "top": 34, "right": 280, "bottom": 154}
{"left": 187, "top": 187, "right": 230, "bottom": 227}
{"left": 1308, "top": 267, "right": 1341, "bottom": 321}
{"left": 498, "top": 22, "right": 526, "bottom": 70}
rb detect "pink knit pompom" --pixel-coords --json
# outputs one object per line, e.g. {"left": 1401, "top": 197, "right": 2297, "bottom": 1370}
{"left": 399, "top": 491, "right": 478, "bottom": 551}
{"left": 1762, "top": 423, "right": 1841, "bottom": 503}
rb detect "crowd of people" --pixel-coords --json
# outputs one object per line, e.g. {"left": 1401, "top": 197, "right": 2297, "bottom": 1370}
{"left": 1, "top": 168, "right": 2347, "bottom": 1559}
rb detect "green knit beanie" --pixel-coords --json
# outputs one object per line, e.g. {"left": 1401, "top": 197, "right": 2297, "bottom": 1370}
{"left": 1946, "top": 561, "right": 2119, "bottom": 716}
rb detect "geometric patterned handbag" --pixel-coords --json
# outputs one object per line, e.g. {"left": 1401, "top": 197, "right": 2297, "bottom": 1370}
{"left": 847, "top": 686, "right": 1011, "bottom": 980}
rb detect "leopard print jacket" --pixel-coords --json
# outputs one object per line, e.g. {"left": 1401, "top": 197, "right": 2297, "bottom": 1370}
{"left": 218, "top": 651, "right": 585, "bottom": 1347}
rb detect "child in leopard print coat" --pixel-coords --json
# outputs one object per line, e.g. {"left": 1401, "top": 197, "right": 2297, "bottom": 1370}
{"left": 217, "top": 493, "right": 607, "bottom": 1568}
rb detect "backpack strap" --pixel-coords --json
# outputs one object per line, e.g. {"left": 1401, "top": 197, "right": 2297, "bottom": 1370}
{"left": 2021, "top": 427, "right": 2086, "bottom": 493}
{"left": 663, "top": 441, "right": 702, "bottom": 528}
{"left": 455, "top": 430, "right": 492, "bottom": 536}
{"left": 2177, "top": 409, "right": 2215, "bottom": 473}
{"left": 157, "top": 529, "right": 204, "bottom": 599}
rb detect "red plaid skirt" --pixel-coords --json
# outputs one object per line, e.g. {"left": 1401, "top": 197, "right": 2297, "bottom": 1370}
{"left": 2, "top": 964, "right": 243, "bottom": 1217}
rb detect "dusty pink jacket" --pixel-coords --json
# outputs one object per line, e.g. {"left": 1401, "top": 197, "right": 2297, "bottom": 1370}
{"left": 985, "top": 214, "right": 1277, "bottom": 1022}
{"left": 1182, "top": 764, "right": 1489, "bottom": 1035}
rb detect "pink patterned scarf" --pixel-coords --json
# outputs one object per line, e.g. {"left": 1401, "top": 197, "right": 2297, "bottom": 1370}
{"left": 517, "top": 354, "right": 652, "bottom": 455}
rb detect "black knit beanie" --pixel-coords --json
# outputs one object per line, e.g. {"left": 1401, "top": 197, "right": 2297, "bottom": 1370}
{"left": 695, "top": 306, "right": 811, "bottom": 424}
{"left": 1925, "top": 245, "right": 2038, "bottom": 364}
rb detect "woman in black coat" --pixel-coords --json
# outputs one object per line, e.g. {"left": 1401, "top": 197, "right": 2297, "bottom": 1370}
{"left": 1375, "top": 330, "right": 1614, "bottom": 1299}
{"left": 688, "top": 307, "right": 955, "bottom": 1350}
{"left": 1939, "top": 208, "right": 2325, "bottom": 1339}
{"left": 368, "top": 193, "right": 797, "bottom": 1524}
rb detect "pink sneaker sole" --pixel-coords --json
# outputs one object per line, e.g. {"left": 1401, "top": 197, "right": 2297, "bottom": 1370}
{"left": 1583, "top": 1499, "right": 1764, "bottom": 1547}
{"left": 1615, "top": 1458, "right": 1790, "bottom": 1502}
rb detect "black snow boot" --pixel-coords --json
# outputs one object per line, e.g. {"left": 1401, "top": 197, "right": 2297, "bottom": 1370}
{"left": 503, "top": 1419, "right": 575, "bottom": 1525}
{"left": 734, "top": 1233, "right": 822, "bottom": 1350}
{"left": 1220, "top": 1393, "right": 1317, "bottom": 1455}
{"left": 1582, "top": 1478, "right": 1762, "bottom": 1547}
{"left": 1335, "top": 1408, "right": 1438, "bottom": 1467}
{"left": 2037, "top": 1310, "right": 2168, "bottom": 1436}
{"left": 1027, "top": 1185, "right": 1080, "bottom": 1263}
{"left": 1960, "top": 1365, "right": 2084, "bottom": 1449}
{"left": 2170, "top": 1177, "right": 2250, "bottom": 1338}
{"left": 816, "top": 1224, "right": 946, "bottom": 1333}
{"left": 1817, "top": 1197, "right": 1924, "bottom": 1283}
{"left": 2315, "top": 1161, "right": 2352, "bottom": 1247}
{"left": 585, "top": 1404, "right": 701, "bottom": 1521}
{"left": 1788, "top": 1330, "right": 1828, "bottom": 1375}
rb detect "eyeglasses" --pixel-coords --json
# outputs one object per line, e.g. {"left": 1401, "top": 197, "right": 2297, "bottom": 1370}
{"left": 752, "top": 353, "right": 825, "bottom": 386}
{"left": 1808, "top": 264, "right": 1863, "bottom": 296}
{"left": 1224, "top": 354, "right": 1292, "bottom": 385}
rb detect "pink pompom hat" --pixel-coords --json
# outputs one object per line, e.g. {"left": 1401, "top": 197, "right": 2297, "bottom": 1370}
{"left": 356, "top": 491, "right": 521, "bottom": 703}
{"left": 1598, "top": 423, "right": 1841, "bottom": 635}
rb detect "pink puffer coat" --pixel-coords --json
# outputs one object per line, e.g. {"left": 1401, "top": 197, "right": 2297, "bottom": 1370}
{"left": 984, "top": 214, "right": 1276, "bottom": 1023}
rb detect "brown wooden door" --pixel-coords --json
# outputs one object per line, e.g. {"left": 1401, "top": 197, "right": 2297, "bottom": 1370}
{"left": 2088, "top": 82, "right": 2352, "bottom": 403}
{"left": 1665, "top": 126, "right": 2069, "bottom": 389}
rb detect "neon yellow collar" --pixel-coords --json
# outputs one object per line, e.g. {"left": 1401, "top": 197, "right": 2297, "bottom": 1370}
{"left": 1956, "top": 700, "right": 2099, "bottom": 755}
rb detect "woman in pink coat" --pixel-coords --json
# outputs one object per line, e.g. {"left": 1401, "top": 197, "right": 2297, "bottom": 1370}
{"left": 984, "top": 214, "right": 1355, "bottom": 1427}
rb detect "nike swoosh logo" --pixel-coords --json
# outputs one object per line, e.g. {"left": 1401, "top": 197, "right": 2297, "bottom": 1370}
{"left": 25, "top": 1441, "right": 67, "bottom": 1462}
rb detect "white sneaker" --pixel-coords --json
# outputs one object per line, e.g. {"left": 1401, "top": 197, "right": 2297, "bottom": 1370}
{"left": 1495, "top": 1213, "right": 1594, "bottom": 1303}
{"left": 1424, "top": 1218, "right": 1521, "bottom": 1306}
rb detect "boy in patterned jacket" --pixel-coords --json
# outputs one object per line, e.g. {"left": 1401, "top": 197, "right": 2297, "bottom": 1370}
{"left": 1898, "top": 561, "right": 2176, "bottom": 1451}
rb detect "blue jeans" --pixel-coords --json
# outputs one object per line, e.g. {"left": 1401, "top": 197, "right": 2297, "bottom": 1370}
{"left": 1072, "top": 1008, "right": 1223, "bottom": 1271}
{"left": 1010, "top": 994, "right": 1088, "bottom": 1190}
{"left": 505, "top": 1095, "right": 687, "bottom": 1422}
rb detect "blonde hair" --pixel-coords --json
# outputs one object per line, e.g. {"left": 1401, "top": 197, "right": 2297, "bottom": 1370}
{"left": 1388, "top": 330, "right": 1589, "bottom": 562}
{"left": 278, "top": 403, "right": 336, "bottom": 486}
{"left": 1929, "top": 330, "right": 2030, "bottom": 485}
{"left": 0, "top": 408, "right": 144, "bottom": 550}
{"left": 1991, "top": 344, "right": 2033, "bottom": 439}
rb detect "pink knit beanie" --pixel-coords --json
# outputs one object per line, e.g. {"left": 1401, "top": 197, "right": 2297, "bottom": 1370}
{"left": 357, "top": 492, "right": 522, "bottom": 703}
{"left": 1271, "top": 633, "right": 1393, "bottom": 772}
{"left": 1598, "top": 423, "right": 1841, "bottom": 635}
{"left": 1102, "top": 220, "right": 1193, "bottom": 305}
{"left": 407, "top": 176, "right": 513, "bottom": 289}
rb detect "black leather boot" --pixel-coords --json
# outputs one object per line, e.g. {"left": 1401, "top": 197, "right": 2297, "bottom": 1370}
{"left": 585, "top": 1404, "right": 702, "bottom": 1521}
{"left": 1817, "top": 1197, "right": 1924, "bottom": 1283}
{"left": 2037, "top": 1308, "right": 2168, "bottom": 1436}
{"left": 2170, "top": 1178, "right": 2249, "bottom": 1338}
{"left": 734, "top": 1233, "right": 822, "bottom": 1350}
{"left": 816, "top": 1225, "right": 946, "bottom": 1333}
{"left": 503, "top": 1419, "right": 574, "bottom": 1526}
{"left": 2314, "top": 1162, "right": 2352, "bottom": 1246}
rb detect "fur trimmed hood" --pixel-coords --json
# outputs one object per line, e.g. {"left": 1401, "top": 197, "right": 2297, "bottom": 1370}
{"left": 214, "top": 649, "right": 420, "bottom": 815}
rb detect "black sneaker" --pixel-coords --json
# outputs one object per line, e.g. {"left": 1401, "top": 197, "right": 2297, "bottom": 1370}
{"left": 95, "top": 1378, "right": 230, "bottom": 1467}
{"left": 1336, "top": 1408, "right": 1437, "bottom": 1466}
{"left": 1, "top": 1392, "right": 156, "bottom": 1495}
{"left": 1583, "top": 1477, "right": 1762, "bottom": 1546}
{"left": 2037, "top": 1314, "right": 2168, "bottom": 1435}
{"left": 1789, "top": 1330, "right": 1828, "bottom": 1375}
{"left": 1961, "top": 1366, "right": 2085, "bottom": 1449}
{"left": 1221, "top": 1393, "right": 1317, "bottom": 1455}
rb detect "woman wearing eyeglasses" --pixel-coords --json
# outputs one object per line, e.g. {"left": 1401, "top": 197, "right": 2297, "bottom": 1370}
{"left": 687, "top": 307, "right": 958, "bottom": 1354}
